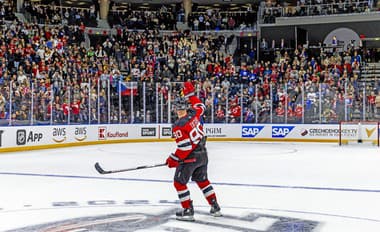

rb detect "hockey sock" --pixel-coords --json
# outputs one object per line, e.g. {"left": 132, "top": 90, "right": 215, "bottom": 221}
{"left": 196, "top": 180, "right": 216, "bottom": 205}
{"left": 174, "top": 181, "right": 191, "bottom": 208}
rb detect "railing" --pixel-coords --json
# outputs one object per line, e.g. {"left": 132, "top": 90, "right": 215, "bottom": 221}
{"left": 0, "top": 80, "right": 378, "bottom": 126}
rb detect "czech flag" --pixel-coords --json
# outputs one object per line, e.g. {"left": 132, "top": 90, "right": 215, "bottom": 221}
{"left": 118, "top": 82, "right": 138, "bottom": 96}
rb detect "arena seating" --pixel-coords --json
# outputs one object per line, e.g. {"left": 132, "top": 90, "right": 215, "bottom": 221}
{"left": 0, "top": 0, "right": 378, "bottom": 126}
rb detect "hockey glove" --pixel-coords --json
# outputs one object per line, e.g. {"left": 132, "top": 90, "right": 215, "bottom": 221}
{"left": 166, "top": 154, "right": 180, "bottom": 168}
{"left": 183, "top": 81, "right": 195, "bottom": 98}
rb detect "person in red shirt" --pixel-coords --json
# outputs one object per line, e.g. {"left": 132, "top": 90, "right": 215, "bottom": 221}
{"left": 287, "top": 106, "right": 295, "bottom": 121}
{"left": 71, "top": 99, "right": 81, "bottom": 122}
{"left": 295, "top": 104, "right": 303, "bottom": 122}
{"left": 275, "top": 103, "right": 285, "bottom": 122}
{"left": 229, "top": 101, "right": 241, "bottom": 123}
{"left": 129, "top": 42, "right": 137, "bottom": 56}
{"left": 368, "top": 91, "right": 376, "bottom": 117}
{"left": 62, "top": 101, "right": 70, "bottom": 122}
{"left": 276, "top": 103, "right": 285, "bottom": 116}
{"left": 166, "top": 82, "right": 221, "bottom": 221}
{"left": 216, "top": 105, "right": 225, "bottom": 122}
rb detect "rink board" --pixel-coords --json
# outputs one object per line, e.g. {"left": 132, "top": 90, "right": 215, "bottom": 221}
{"left": 0, "top": 123, "right": 378, "bottom": 152}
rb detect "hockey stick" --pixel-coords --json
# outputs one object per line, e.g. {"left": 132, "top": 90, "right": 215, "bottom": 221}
{"left": 94, "top": 162, "right": 166, "bottom": 174}
{"left": 94, "top": 158, "right": 196, "bottom": 174}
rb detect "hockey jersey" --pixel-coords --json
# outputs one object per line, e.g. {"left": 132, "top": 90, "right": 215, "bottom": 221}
{"left": 172, "top": 96, "right": 206, "bottom": 160}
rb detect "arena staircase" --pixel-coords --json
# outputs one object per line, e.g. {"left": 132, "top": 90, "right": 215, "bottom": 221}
{"left": 14, "top": 13, "right": 27, "bottom": 23}
{"left": 97, "top": 19, "right": 110, "bottom": 29}
{"left": 359, "top": 62, "right": 380, "bottom": 119}
{"left": 360, "top": 62, "right": 380, "bottom": 83}
{"left": 84, "top": 33, "right": 91, "bottom": 49}
{"left": 176, "top": 22, "right": 190, "bottom": 31}
{"left": 228, "top": 36, "right": 238, "bottom": 55}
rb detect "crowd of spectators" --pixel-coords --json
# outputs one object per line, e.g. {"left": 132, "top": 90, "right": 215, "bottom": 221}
{"left": 261, "top": 0, "right": 376, "bottom": 24}
{"left": 19, "top": 0, "right": 378, "bottom": 31}
{"left": 22, "top": 0, "right": 98, "bottom": 27}
{"left": 0, "top": 0, "right": 16, "bottom": 21}
{"left": 0, "top": 16, "right": 378, "bottom": 125}
{"left": 20, "top": 0, "right": 377, "bottom": 32}
{"left": 0, "top": 0, "right": 378, "bottom": 125}
{"left": 186, "top": 10, "right": 257, "bottom": 31}
{"left": 21, "top": 1, "right": 257, "bottom": 32}
{"left": 108, "top": 2, "right": 258, "bottom": 31}
{"left": 107, "top": 3, "right": 176, "bottom": 30}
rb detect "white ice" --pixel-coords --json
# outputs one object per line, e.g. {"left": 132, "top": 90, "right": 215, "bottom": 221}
{"left": 0, "top": 141, "right": 380, "bottom": 231}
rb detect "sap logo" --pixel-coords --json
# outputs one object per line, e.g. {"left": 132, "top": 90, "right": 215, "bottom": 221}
{"left": 242, "top": 126, "right": 264, "bottom": 138}
{"left": 272, "top": 126, "right": 295, "bottom": 138}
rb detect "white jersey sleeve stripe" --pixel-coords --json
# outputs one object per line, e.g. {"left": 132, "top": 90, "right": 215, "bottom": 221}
{"left": 177, "top": 138, "right": 191, "bottom": 146}
{"left": 194, "top": 102, "right": 205, "bottom": 115}
{"left": 178, "top": 145, "right": 192, "bottom": 151}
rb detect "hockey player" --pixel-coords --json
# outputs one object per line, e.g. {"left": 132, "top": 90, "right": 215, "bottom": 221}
{"left": 166, "top": 81, "right": 221, "bottom": 221}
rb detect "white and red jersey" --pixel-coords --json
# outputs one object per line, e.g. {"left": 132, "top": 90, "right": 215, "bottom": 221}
{"left": 62, "top": 103, "right": 70, "bottom": 116}
{"left": 71, "top": 100, "right": 80, "bottom": 115}
{"left": 172, "top": 96, "right": 206, "bottom": 160}
{"left": 230, "top": 105, "right": 241, "bottom": 118}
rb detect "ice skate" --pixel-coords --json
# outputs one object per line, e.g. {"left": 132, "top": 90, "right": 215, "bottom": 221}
{"left": 210, "top": 198, "right": 222, "bottom": 217}
{"left": 176, "top": 202, "right": 194, "bottom": 221}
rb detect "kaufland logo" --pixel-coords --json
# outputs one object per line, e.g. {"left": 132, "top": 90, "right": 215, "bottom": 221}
{"left": 98, "top": 127, "right": 128, "bottom": 140}
{"left": 98, "top": 127, "right": 107, "bottom": 140}
{"left": 272, "top": 126, "right": 295, "bottom": 138}
{"left": 242, "top": 126, "right": 264, "bottom": 138}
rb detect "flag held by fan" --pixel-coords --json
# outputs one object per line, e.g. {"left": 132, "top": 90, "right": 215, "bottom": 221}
{"left": 118, "top": 81, "right": 138, "bottom": 96}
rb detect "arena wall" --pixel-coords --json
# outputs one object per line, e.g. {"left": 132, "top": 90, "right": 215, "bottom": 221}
{"left": 0, "top": 123, "right": 378, "bottom": 152}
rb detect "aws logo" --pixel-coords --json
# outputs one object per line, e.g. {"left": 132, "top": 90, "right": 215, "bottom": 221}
{"left": 52, "top": 128, "right": 66, "bottom": 143}
{"left": 75, "top": 127, "right": 87, "bottom": 141}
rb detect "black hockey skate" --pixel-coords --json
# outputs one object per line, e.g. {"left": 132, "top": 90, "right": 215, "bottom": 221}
{"left": 176, "top": 202, "right": 194, "bottom": 221}
{"left": 210, "top": 199, "right": 222, "bottom": 217}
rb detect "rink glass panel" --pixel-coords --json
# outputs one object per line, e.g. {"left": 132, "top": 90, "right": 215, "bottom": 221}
{"left": 2, "top": 80, "right": 379, "bottom": 126}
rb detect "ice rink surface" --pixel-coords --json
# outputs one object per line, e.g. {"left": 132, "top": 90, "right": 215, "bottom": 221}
{"left": 0, "top": 141, "right": 380, "bottom": 232}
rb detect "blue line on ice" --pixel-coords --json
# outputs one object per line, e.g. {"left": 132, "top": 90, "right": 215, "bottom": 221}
{"left": 1, "top": 171, "right": 380, "bottom": 193}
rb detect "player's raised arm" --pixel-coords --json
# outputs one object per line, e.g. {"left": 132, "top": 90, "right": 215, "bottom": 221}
{"left": 183, "top": 81, "right": 205, "bottom": 116}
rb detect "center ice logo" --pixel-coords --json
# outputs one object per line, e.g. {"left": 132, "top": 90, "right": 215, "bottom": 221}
{"left": 272, "top": 126, "right": 295, "bottom": 138}
{"left": 12, "top": 201, "right": 319, "bottom": 232}
{"left": 242, "top": 126, "right": 264, "bottom": 138}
